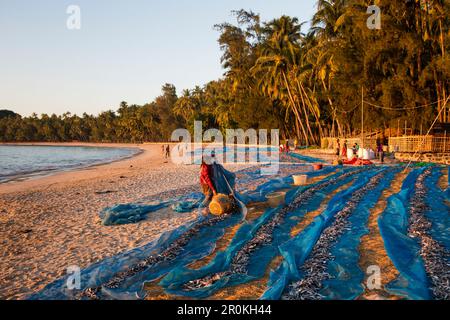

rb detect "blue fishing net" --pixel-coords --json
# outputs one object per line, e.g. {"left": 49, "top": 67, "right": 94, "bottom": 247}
{"left": 423, "top": 167, "right": 450, "bottom": 250}
{"left": 261, "top": 168, "right": 382, "bottom": 300}
{"left": 288, "top": 152, "right": 324, "bottom": 163}
{"left": 31, "top": 159, "right": 445, "bottom": 300}
{"left": 159, "top": 206, "right": 281, "bottom": 298}
{"left": 100, "top": 163, "right": 236, "bottom": 226}
{"left": 320, "top": 168, "right": 401, "bottom": 300}
{"left": 238, "top": 165, "right": 337, "bottom": 204}
{"left": 158, "top": 167, "right": 359, "bottom": 298}
{"left": 100, "top": 202, "right": 170, "bottom": 226}
{"left": 29, "top": 164, "right": 240, "bottom": 300}
{"left": 378, "top": 168, "right": 432, "bottom": 300}
{"left": 32, "top": 211, "right": 248, "bottom": 300}
{"left": 103, "top": 213, "right": 244, "bottom": 300}
{"left": 28, "top": 216, "right": 203, "bottom": 300}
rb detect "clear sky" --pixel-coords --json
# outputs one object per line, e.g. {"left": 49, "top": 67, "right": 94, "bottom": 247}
{"left": 0, "top": 0, "right": 316, "bottom": 116}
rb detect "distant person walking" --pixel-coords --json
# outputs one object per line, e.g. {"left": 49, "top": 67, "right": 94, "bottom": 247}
{"left": 377, "top": 142, "right": 385, "bottom": 163}
{"left": 336, "top": 139, "right": 341, "bottom": 157}
{"left": 165, "top": 145, "right": 170, "bottom": 159}
{"left": 161, "top": 144, "right": 166, "bottom": 157}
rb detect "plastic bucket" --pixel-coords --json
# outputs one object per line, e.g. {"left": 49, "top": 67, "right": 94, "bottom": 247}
{"left": 357, "top": 148, "right": 364, "bottom": 159}
{"left": 363, "top": 149, "right": 370, "bottom": 160}
{"left": 293, "top": 174, "right": 308, "bottom": 186}
{"left": 266, "top": 192, "right": 286, "bottom": 208}
{"left": 209, "top": 194, "right": 233, "bottom": 216}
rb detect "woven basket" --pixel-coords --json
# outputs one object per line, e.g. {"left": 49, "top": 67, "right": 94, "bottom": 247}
{"left": 209, "top": 194, "right": 233, "bottom": 216}
{"left": 293, "top": 175, "right": 308, "bottom": 186}
{"left": 266, "top": 192, "right": 286, "bottom": 208}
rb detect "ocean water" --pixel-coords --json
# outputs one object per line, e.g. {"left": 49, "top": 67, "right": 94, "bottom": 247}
{"left": 0, "top": 145, "right": 140, "bottom": 183}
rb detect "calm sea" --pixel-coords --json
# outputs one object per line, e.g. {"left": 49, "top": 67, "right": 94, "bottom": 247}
{"left": 0, "top": 145, "right": 140, "bottom": 183}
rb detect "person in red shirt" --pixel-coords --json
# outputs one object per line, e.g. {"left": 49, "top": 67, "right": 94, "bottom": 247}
{"left": 200, "top": 159, "right": 217, "bottom": 203}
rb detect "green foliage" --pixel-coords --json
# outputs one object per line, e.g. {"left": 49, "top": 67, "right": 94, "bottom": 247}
{"left": 1, "top": 1, "right": 448, "bottom": 143}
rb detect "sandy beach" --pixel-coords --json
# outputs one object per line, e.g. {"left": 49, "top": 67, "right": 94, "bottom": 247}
{"left": 0, "top": 143, "right": 256, "bottom": 300}
{"left": 1, "top": 143, "right": 448, "bottom": 301}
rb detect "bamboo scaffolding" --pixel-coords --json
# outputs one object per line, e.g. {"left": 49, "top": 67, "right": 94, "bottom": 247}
{"left": 322, "top": 136, "right": 450, "bottom": 153}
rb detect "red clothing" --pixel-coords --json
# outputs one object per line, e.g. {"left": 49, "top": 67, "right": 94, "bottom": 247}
{"left": 200, "top": 163, "right": 216, "bottom": 193}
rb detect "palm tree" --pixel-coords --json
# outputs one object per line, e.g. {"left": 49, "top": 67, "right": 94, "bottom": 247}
{"left": 173, "top": 89, "right": 196, "bottom": 122}
{"left": 309, "top": 0, "right": 348, "bottom": 137}
{"left": 252, "top": 16, "right": 321, "bottom": 145}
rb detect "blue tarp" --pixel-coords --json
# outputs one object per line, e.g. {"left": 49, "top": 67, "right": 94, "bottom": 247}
{"left": 160, "top": 167, "right": 361, "bottom": 298}
{"left": 288, "top": 152, "right": 324, "bottom": 163}
{"left": 320, "top": 168, "right": 400, "bottom": 300}
{"left": 30, "top": 163, "right": 323, "bottom": 299}
{"left": 29, "top": 160, "right": 447, "bottom": 300}
{"left": 378, "top": 168, "right": 432, "bottom": 300}
{"left": 100, "top": 163, "right": 236, "bottom": 226}
{"left": 423, "top": 167, "right": 450, "bottom": 250}
{"left": 261, "top": 168, "right": 382, "bottom": 300}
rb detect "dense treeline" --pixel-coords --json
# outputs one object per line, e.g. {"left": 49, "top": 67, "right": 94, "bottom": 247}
{"left": 1, "top": 0, "right": 449, "bottom": 144}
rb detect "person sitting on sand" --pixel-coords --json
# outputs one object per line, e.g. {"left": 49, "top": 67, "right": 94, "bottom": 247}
{"left": 352, "top": 143, "right": 358, "bottom": 156}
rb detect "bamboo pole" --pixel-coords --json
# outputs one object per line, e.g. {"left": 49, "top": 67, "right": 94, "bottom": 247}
{"left": 405, "top": 96, "right": 450, "bottom": 171}
{"left": 444, "top": 131, "right": 447, "bottom": 153}
{"left": 361, "top": 87, "right": 364, "bottom": 149}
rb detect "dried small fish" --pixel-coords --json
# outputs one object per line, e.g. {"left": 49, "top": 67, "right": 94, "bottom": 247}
{"left": 408, "top": 169, "right": 450, "bottom": 300}
{"left": 284, "top": 170, "right": 387, "bottom": 300}
{"left": 78, "top": 213, "right": 231, "bottom": 299}
{"left": 183, "top": 168, "right": 367, "bottom": 291}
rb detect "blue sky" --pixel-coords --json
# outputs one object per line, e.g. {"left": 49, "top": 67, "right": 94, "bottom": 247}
{"left": 0, "top": 0, "right": 316, "bottom": 116}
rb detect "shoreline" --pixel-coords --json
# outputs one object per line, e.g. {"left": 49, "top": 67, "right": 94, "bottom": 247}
{"left": 0, "top": 143, "right": 144, "bottom": 185}
{"left": 0, "top": 142, "right": 283, "bottom": 195}
{"left": 0, "top": 143, "right": 148, "bottom": 195}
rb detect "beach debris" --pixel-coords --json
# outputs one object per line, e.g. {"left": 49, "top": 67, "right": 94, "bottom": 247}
{"left": 95, "top": 190, "right": 117, "bottom": 195}
{"left": 283, "top": 170, "right": 387, "bottom": 300}
{"left": 78, "top": 213, "right": 232, "bottom": 300}
{"left": 408, "top": 169, "right": 450, "bottom": 300}
{"left": 183, "top": 168, "right": 367, "bottom": 291}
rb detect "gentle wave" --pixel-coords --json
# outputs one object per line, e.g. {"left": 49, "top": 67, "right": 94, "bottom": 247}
{"left": 0, "top": 145, "right": 140, "bottom": 183}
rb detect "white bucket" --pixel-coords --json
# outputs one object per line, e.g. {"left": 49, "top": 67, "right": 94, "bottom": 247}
{"left": 347, "top": 149, "right": 355, "bottom": 160}
{"left": 293, "top": 175, "right": 308, "bottom": 186}
{"left": 363, "top": 149, "right": 370, "bottom": 160}
{"left": 266, "top": 192, "right": 286, "bottom": 208}
{"left": 358, "top": 148, "right": 364, "bottom": 159}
